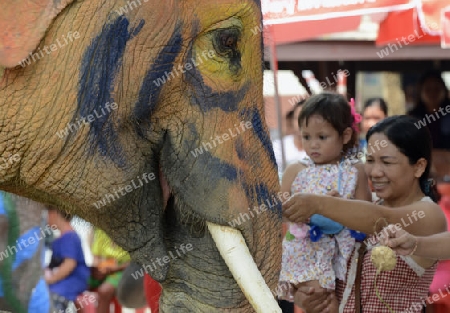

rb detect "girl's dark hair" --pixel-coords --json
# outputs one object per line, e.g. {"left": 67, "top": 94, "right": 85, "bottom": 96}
{"left": 366, "top": 115, "right": 440, "bottom": 202}
{"left": 364, "top": 98, "right": 388, "bottom": 116}
{"left": 298, "top": 92, "right": 357, "bottom": 153}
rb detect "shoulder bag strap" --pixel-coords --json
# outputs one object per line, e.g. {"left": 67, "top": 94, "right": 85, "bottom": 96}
{"left": 355, "top": 243, "right": 367, "bottom": 313}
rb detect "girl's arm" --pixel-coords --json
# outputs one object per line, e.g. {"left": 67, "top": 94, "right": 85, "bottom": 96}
{"left": 353, "top": 163, "right": 372, "bottom": 201}
{"left": 280, "top": 163, "right": 306, "bottom": 194}
{"left": 283, "top": 194, "right": 447, "bottom": 237}
{"left": 280, "top": 162, "right": 305, "bottom": 223}
{"left": 383, "top": 226, "right": 450, "bottom": 260}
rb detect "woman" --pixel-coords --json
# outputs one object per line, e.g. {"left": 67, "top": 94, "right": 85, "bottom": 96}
{"left": 359, "top": 98, "right": 388, "bottom": 150}
{"left": 283, "top": 115, "right": 447, "bottom": 312}
{"left": 408, "top": 70, "right": 450, "bottom": 150}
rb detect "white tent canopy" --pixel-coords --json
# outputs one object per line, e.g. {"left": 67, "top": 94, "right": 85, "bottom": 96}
{"left": 263, "top": 70, "right": 307, "bottom": 96}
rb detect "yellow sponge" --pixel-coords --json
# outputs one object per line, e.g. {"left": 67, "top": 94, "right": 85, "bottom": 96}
{"left": 371, "top": 246, "right": 397, "bottom": 313}
{"left": 371, "top": 246, "right": 397, "bottom": 272}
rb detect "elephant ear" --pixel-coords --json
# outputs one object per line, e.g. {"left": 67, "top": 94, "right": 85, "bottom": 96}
{"left": 0, "top": 0, "right": 74, "bottom": 68}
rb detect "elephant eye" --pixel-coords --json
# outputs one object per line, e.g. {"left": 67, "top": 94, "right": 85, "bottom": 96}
{"left": 212, "top": 28, "right": 241, "bottom": 74}
{"left": 220, "top": 31, "right": 238, "bottom": 49}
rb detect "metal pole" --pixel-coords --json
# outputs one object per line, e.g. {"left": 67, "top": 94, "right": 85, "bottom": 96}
{"left": 268, "top": 28, "right": 286, "bottom": 173}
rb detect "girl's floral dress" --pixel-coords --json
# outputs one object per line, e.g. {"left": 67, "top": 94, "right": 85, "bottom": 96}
{"left": 279, "top": 159, "right": 360, "bottom": 292}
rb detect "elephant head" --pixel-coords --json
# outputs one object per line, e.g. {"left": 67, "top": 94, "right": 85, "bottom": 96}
{"left": 0, "top": 0, "right": 282, "bottom": 312}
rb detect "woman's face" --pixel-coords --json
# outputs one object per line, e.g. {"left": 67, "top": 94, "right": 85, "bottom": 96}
{"left": 362, "top": 103, "right": 386, "bottom": 134}
{"left": 365, "top": 133, "right": 422, "bottom": 203}
{"left": 420, "top": 77, "right": 446, "bottom": 110}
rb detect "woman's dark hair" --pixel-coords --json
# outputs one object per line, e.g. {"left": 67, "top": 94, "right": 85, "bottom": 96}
{"left": 366, "top": 115, "right": 440, "bottom": 202}
{"left": 364, "top": 98, "right": 388, "bottom": 116}
{"left": 409, "top": 70, "right": 449, "bottom": 116}
{"left": 298, "top": 92, "right": 357, "bottom": 153}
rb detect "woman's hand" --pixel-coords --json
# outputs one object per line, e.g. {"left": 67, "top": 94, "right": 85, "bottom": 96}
{"left": 294, "top": 286, "right": 333, "bottom": 313}
{"left": 282, "top": 193, "right": 315, "bottom": 223}
{"left": 380, "top": 224, "right": 418, "bottom": 255}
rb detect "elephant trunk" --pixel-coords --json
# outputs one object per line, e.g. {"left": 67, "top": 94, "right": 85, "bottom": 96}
{"left": 207, "top": 222, "right": 281, "bottom": 313}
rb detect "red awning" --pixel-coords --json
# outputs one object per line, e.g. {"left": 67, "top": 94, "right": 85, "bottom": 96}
{"left": 376, "top": 0, "right": 450, "bottom": 47}
{"left": 262, "top": 0, "right": 415, "bottom": 44}
{"left": 264, "top": 16, "right": 362, "bottom": 44}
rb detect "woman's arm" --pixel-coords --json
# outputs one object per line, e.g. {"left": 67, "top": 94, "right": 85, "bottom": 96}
{"left": 283, "top": 194, "right": 447, "bottom": 237}
{"left": 383, "top": 226, "right": 450, "bottom": 260}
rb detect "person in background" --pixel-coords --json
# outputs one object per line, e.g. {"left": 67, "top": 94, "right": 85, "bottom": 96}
{"left": 273, "top": 99, "right": 309, "bottom": 178}
{"left": 89, "top": 227, "right": 131, "bottom": 313}
{"left": 359, "top": 97, "right": 388, "bottom": 151}
{"left": 408, "top": 70, "right": 450, "bottom": 150}
{"left": 46, "top": 207, "right": 89, "bottom": 312}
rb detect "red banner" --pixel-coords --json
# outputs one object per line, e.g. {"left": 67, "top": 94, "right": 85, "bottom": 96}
{"left": 262, "top": 0, "right": 414, "bottom": 24}
{"left": 376, "top": 0, "right": 450, "bottom": 47}
{"left": 418, "top": 0, "right": 450, "bottom": 35}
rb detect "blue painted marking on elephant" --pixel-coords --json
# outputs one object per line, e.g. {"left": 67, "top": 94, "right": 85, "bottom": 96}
{"left": 77, "top": 16, "right": 144, "bottom": 165}
{"left": 241, "top": 181, "right": 281, "bottom": 216}
{"left": 134, "top": 25, "right": 183, "bottom": 134}
{"left": 241, "top": 107, "right": 277, "bottom": 167}
{"left": 193, "top": 150, "right": 238, "bottom": 182}
{"left": 185, "top": 51, "right": 249, "bottom": 112}
{"left": 183, "top": 124, "right": 238, "bottom": 181}
{"left": 187, "top": 144, "right": 238, "bottom": 180}
{"left": 235, "top": 137, "right": 246, "bottom": 160}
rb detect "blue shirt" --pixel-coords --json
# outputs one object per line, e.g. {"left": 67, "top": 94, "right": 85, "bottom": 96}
{"left": 49, "top": 231, "right": 89, "bottom": 301}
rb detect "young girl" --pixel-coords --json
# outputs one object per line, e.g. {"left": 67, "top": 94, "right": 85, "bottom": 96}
{"left": 278, "top": 93, "right": 372, "bottom": 312}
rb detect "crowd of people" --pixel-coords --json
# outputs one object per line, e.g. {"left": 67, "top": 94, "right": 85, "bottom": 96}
{"left": 276, "top": 70, "right": 450, "bottom": 313}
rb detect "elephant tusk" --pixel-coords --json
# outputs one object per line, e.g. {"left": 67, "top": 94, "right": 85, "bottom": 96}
{"left": 206, "top": 222, "right": 281, "bottom": 313}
